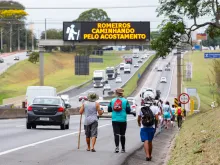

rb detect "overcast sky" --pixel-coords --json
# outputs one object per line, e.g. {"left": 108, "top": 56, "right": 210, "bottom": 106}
{"left": 16, "top": 0, "right": 209, "bottom": 38}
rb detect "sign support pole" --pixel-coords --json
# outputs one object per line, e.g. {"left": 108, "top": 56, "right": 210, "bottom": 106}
{"left": 39, "top": 46, "right": 44, "bottom": 86}
{"left": 177, "top": 46, "right": 182, "bottom": 97}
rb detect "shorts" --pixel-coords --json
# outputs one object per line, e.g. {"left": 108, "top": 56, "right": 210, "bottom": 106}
{"left": 140, "top": 127, "right": 155, "bottom": 142}
{"left": 84, "top": 121, "right": 98, "bottom": 138}
{"left": 171, "top": 115, "right": 176, "bottom": 121}
{"left": 164, "top": 112, "right": 171, "bottom": 120}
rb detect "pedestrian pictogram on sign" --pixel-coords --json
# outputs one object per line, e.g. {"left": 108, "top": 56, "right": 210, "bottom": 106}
{"left": 179, "top": 93, "right": 190, "bottom": 104}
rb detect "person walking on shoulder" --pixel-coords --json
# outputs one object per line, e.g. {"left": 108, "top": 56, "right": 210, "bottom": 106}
{"left": 162, "top": 101, "right": 172, "bottom": 129}
{"left": 79, "top": 93, "right": 104, "bottom": 152}
{"left": 138, "top": 104, "right": 158, "bottom": 161}
{"left": 175, "top": 103, "right": 184, "bottom": 130}
{"left": 171, "top": 104, "right": 176, "bottom": 127}
{"left": 108, "top": 88, "right": 131, "bottom": 153}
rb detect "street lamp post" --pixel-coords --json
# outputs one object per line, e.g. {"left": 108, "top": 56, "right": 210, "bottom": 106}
{"left": 10, "top": 23, "right": 12, "bottom": 52}
{"left": 0, "top": 28, "right": 3, "bottom": 50}
{"left": 18, "top": 26, "right": 20, "bottom": 51}
{"left": 45, "top": 18, "right": 47, "bottom": 40}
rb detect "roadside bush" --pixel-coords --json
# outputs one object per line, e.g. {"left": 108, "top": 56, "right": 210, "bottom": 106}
{"left": 28, "top": 52, "right": 39, "bottom": 64}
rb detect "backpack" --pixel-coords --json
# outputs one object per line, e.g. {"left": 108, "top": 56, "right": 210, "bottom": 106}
{"left": 113, "top": 99, "right": 123, "bottom": 112}
{"left": 141, "top": 106, "right": 155, "bottom": 127}
{"left": 177, "top": 108, "right": 182, "bottom": 116}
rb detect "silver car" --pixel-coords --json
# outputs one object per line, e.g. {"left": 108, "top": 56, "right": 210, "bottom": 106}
{"left": 104, "top": 84, "right": 111, "bottom": 90}
{"left": 115, "top": 77, "right": 122, "bottom": 83}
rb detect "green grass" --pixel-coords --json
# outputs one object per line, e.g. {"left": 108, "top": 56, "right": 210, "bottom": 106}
{"left": 123, "top": 55, "right": 156, "bottom": 96}
{"left": 168, "top": 108, "right": 220, "bottom": 165}
{"left": 0, "top": 52, "right": 123, "bottom": 104}
{"left": 168, "top": 50, "right": 220, "bottom": 165}
{"left": 183, "top": 50, "right": 217, "bottom": 111}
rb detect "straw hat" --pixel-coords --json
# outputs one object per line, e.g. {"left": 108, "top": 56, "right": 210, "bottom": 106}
{"left": 87, "top": 93, "right": 99, "bottom": 102}
{"left": 115, "top": 88, "right": 124, "bottom": 95}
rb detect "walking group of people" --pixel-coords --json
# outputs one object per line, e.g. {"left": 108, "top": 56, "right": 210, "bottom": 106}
{"left": 79, "top": 88, "right": 185, "bottom": 162}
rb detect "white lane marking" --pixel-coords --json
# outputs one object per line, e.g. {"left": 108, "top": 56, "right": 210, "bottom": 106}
{"left": 164, "top": 58, "right": 176, "bottom": 101}
{"left": 16, "top": 125, "right": 25, "bottom": 128}
{"left": 0, "top": 118, "right": 136, "bottom": 156}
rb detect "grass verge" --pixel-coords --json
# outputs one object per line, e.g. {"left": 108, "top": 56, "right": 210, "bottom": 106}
{"left": 0, "top": 52, "right": 123, "bottom": 104}
{"left": 123, "top": 55, "right": 155, "bottom": 97}
{"left": 169, "top": 50, "right": 220, "bottom": 165}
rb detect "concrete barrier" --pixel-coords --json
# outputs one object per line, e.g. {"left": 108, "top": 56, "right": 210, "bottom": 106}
{"left": 0, "top": 107, "right": 80, "bottom": 119}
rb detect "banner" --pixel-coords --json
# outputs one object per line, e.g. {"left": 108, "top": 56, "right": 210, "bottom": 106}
{"left": 196, "top": 33, "right": 207, "bottom": 40}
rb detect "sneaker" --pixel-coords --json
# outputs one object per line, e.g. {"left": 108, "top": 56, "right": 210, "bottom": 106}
{"left": 121, "top": 149, "right": 125, "bottom": 153}
{"left": 115, "top": 147, "right": 119, "bottom": 153}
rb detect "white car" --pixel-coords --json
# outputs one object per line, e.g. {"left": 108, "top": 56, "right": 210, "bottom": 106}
{"left": 14, "top": 56, "right": 19, "bottom": 60}
{"left": 120, "top": 63, "right": 125, "bottom": 70}
{"left": 160, "top": 77, "right": 167, "bottom": 83}
{"left": 138, "top": 59, "right": 143, "bottom": 63}
{"left": 104, "top": 84, "right": 111, "bottom": 90}
{"left": 115, "top": 77, "right": 122, "bottom": 83}
{"left": 134, "top": 63, "right": 139, "bottom": 68}
{"left": 127, "top": 97, "right": 137, "bottom": 117}
{"left": 97, "top": 100, "right": 111, "bottom": 118}
{"left": 141, "top": 56, "right": 145, "bottom": 59}
{"left": 157, "top": 67, "right": 163, "bottom": 71}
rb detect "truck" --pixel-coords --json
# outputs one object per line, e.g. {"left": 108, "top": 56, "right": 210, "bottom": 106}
{"left": 93, "top": 70, "right": 108, "bottom": 88}
{"left": 124, "top": 64, "right": 131, "bottom": 74}
{"left": 25, "top": 86, "right": 57, "bottom": 108}
{"left": 140, "top": 88, "right": 161, "bottom": 106}
{"left": 125, "top": 58, "right": 133, "bottom": 64}
{"left": 106, "top": 67, "right": 117, "bottom": 80}
{"left": 133, "top": 49, "right": 139, "bottom": 54}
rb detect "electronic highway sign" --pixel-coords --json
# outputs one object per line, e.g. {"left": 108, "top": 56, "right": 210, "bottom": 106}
{"left": 63, "top": 22, "right": 150, "bottom": 41}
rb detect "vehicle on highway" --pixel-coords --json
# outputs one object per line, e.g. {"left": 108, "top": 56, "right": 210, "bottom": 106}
{"left": 0, "top": 57, "right": 4, "bottom": 63}
{"left": 134, "top": 63, "right": 139, "bottom": 68}
{"left": 124, "top": 64, "right": 131, "bottom": 74}
{"left": 25, "top": 86, "right": 57, "bottom": 108}
{"left": 93, "top": 70, "right": 108, "bottom": 88}
{"left": 165, "top": 65, "right": 171, "bottom": 71}
{"left": 127, "top": 97, "right": 137, "bottom": 117}
{"left": 133, "top": 54, "right": 139, "bottom": 58}
{"left": 138, "top": 59, "right": 143, "bottom": 63}
{"left": 132, "top": 48, "right": 139, "bottom": 55}
{"left": 26, "top": 51, "right": 32, "bottom": 56}
{"left": 115, "top": 77, "right": 122, "bottom": 83}
{"left": 141, "top": 56, "right": 145, "bottom": 59}
{"left": 60, "top": 95, "right": 70, "bottom": 104}
{"left": 26, "top": 96, "right": 71, "bottom": 130}
{"left": 14, "top": 56, "right": 19, "bottom": 60}
{"left": 120, "top": 63, "right": 125, "bottom": 70}
{"left": 125, "top": 57, "right": 133, "bottom": 64}
{"left": 157, "top": 67, "right": 163, "bottom": 71}
{"left": 117, "top": 68, "right": 120, "bottom": 75}
{"left": 160, "top": 77, "right": 167, "bottom": 83}
{"left": 106, "top": 67, "right": 117, "bottom": 80}
{"left": 162, "top": 56, "right": 166, "bottom": 59}
{"left": 97, "top": 100, "right": 111, "bottom": 118}
{"left": 104, "top": 84, "right": 111, "bottom": 90}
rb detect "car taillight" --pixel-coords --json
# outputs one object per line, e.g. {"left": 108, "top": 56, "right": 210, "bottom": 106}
{"left": 141, "top": 99, "right": 144, "bottom": 105}
{"left": 27, "top": 106, "right": 32, "bottom": 111}
{"left": 58, "top": 107, "right": 64, "bottom": 112}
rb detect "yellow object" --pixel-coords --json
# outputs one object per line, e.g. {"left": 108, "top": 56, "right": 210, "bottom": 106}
{"left": 190, "top": 99, "right": 194, "bottom": 115}
{"left": 174, "top": 98, "right": 178, "bottom": 107}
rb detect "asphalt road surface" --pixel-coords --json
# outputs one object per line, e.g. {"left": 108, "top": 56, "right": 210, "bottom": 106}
{"left": 0, "top": 54, "right": 176, "bottom": 165}
{"left": 0, "top": 52, "right": 28, "bottom": 75}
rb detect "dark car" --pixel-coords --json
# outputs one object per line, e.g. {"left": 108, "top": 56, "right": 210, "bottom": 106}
{"left": 0, "top": 57, "right": 4, "bottom": 63}
{"left": 26, "top": 96, "right": 71, "bottom": 130}
{"left": 125, "top": 58, "right": 133, "bottom": 64}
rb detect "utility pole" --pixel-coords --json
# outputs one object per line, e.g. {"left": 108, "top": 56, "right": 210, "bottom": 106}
{"left": 10, "top": 24, "right": 12, "bottom": 52}
{"left": 45, "top": 18, "right": 47, "bottom": 40}
{"left": 0, "top": 28, "right": 3, "bottom": 50}
{"left": 25, "top": 29, "right": 28, "bottom": 51}
{"left": 177, "top": 46, "right": 182, "bottom": 98}
{"left": 39, "top": 46, "right": 44, "bottom": 86}
{"left": 18, "top": 26, "right": 20, "bottom": 51}
{"left": 32, "top": 31, "right": 34, "bottom": 51}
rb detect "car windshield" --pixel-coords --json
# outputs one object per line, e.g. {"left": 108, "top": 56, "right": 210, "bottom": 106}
{"left": 106, "top": 70, "right": 114, "bottom": 73}
{"left": 33, "top": 98, "right": 61, "bottom": 105}
{"left": 105, "top": 84, "right": 110, "bottom": 87}
{"left": 99, "top": 102, "right": 110, "bottom": 106}
{"left": 93, "top": 77, "right": 102, "bottom": 80}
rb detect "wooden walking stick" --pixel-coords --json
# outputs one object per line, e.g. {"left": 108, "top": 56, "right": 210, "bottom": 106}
{"left": 78, "top": 114, "right": 83, "bottom": 149}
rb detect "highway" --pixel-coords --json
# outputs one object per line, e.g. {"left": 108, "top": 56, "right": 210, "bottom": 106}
{"left": 0, "top": 52, "right": 28, "bottom": 75}
{"left": 0, "top": 53, "right": 177, "bottom": 165}
{"left": 66, "top": 53, "right": 153, "bottom": 108}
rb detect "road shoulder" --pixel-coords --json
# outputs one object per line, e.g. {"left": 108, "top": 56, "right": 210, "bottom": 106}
{"left": 123, "top": 126, "right": 178, "bottom": 165}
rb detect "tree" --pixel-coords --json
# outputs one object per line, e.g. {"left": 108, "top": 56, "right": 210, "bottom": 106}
{"left": 40, "top": 29, "right": 62, "bottom": 39}
{"left": 28, "top": 52, "right": 39, "bottom": 64}
{"left": 150, "top": 31, "right": 160, "bottom": 40}
{"left": 202, "top": 36, "right": 220, "bottom": 50}
{"left": 75, "top": 8, "right": 110, "bottom": 21}
{"left": 75, "top": 8, "right": 111, "bottom": 55}
{"left": 152, "top": 0, "right": 220, "bottom": 57}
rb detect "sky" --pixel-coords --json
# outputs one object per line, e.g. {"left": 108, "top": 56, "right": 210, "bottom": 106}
{"left": 15, "top": 0, "right": 209, "bottom": 39}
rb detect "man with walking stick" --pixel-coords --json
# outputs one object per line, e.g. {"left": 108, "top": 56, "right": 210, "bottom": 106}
{"left": 79, "top": 92, "right": 104, "bottom": 152}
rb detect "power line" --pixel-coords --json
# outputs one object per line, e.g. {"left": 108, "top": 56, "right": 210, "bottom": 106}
{"left": 0, "top": 5, "right": 159, "bottom": 10}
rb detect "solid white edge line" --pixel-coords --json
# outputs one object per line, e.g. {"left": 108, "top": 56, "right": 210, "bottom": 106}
{"left": 0, "top": 118, "right": 136, "bottom": 156}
